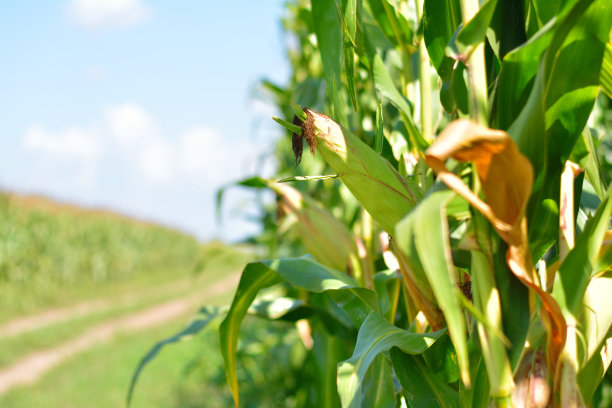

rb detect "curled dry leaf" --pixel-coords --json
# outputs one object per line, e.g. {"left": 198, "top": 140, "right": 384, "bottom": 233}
{"left": 425, "top": 119, "right": 567, "bottom": 375}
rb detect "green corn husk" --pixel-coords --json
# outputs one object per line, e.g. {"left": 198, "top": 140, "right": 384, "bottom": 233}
{"left": 268, "top": 180, "right": 356, "bottom": 273}
{"left": 295, "top": 109, "right": 423, "bottom": 234}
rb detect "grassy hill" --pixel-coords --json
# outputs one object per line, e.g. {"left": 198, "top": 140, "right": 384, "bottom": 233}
{"left": 0, "top": 191, "right": 257, "bottom": 407}
{"left": 0, "top": 191, "right": 248, "bottom": 322}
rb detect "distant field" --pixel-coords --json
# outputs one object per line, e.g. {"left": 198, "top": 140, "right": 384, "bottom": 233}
{"left": 0, "top": 191, "right": 249, "bottom": 322}
{"left": 0, "top": 191, "right": 257, "bottom": 406}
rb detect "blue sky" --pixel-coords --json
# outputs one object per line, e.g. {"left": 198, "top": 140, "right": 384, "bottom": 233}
{"left": 0, "top": 0, "right": 288, "bottom": 241}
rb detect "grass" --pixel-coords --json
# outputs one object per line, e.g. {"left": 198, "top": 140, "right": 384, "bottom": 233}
{"left": 0, "top": 319, "right": 233, "bottom": 408}
{"left": 0, "top": 270, "right": 237, "bottom": 368}
{"left": 0, "top": 191, "right": 257, "bottom": 406}
{"left": 0, "top": 234, "right": 252, "bottom": 369}
{"left": 0, "top": 315, "right": 307, "bottom": 408}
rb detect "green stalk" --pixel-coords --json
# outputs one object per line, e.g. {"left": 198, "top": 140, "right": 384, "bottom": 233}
{"left": 416, "top": 0, "right": 433, "bottom": 143}
{"left": 359, "top": 210, "right": 375, "bottom": 290}
{"left": 471, "top": 197, "right": 515, "bottom": 405}
{"left": 471, "top": 247, "right": 514, "bottom": 405}
{"left": 380, "top": 0, "right": 415, "bottom": 101}
{"left": 458, "top": 0, "right": 513, "bottom": 404}
{"left": 460, "top": 0, "right": 488, "bottom": 124}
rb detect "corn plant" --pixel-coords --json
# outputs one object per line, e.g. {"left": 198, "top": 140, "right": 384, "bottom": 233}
{"left": 129, "top": 0, "right": 612, "bottom": 406}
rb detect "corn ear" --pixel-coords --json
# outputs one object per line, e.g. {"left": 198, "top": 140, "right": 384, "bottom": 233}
{"left": 294, "top": 109, "right": 423, "bottom": 234}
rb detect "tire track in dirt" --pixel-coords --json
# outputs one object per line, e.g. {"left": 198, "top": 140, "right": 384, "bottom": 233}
{"left": 0, "top": 277, "right": 198, "bottom": 339}
{"left": 0, "top": 271, "right": 240, "bottom": 395}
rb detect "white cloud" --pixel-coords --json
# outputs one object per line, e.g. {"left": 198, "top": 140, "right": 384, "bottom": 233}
{"left": 17, "top": 102, "right": 268, "bottom": 240}
{"left": 177, "top": 125, "right": 266, "bottom": 185}
{"left": 106, "top": 103, "right": 160, "bottom": 147}
{"left": 66, "top": 0, "right": 152, "bottom": 29}
{"left": 178, "top": 126, "right": 236, "bottom": 181}
{"left": 21, "top": 103, "right": 261, "bottom": 187}
{"left": 23, "top": 124, "right": 101, "bottom": 161}
{"left": 138, "top": 141, "right": 175, "bottom": 183}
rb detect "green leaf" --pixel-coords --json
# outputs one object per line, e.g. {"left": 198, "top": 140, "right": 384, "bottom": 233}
{"left": 220, "top": 256, "right": 379, "bottom": 407}
{"left": 344, "top": 42, "right": 358, "bottom": 109}
{"left": 372, "top": 54, "right": 413, "bottom": 117}
{"left": 312, "top": 324, "right": 348, "bottom": 408}
{"left": 422, "top": 0, "right": 460, "bottom": 77}
{"left": 451, "top": 61, "right": 469, "bottom": 115}
{"left": 577, "top": 329, "right": 612, "bottom": 403}
{"left": 505, "top": 0, "right": 612, "bottom": 257}
{"left": 375, "top": 101, "right": 384, "bottom": 154}
{"left": 578, "top": 272, "right": 612, "bottom": 401}
{"left": 455, "top": 289, "right": 510, "bottom": 347}
{"left": 580, "top": 272, "right": 612, "bottom": 370}
{"left": 372, "top": 54, "right": 426, "bottom": 149}
{"left": 219, "top": 263, "right": 284, "bottom": 408}
{"left": 127, "top": 306, "right": 224, "bottom": 406}
{"left": 337, "top": 310, "right": 445, "bottom": 407}
{"left": 422, "top": 0, "right": 461, "bottom": 112}
{"left": 391, "top": 348, "right": 459, "bottom": 408}
{"left": 273, "top": 116, "right": 302, "bottom": 135}
{"left": 361, "top": 355, "right": 396, "bottom": 408}
{"left": 277, "top": 174, "right": 339, "bottom": 183}
{"left": 453, "top": 0, "right": 498, "bottom": 59}
{"left": 600, "top": 42, "right": 612, "bottom": 99}
{"left": 496, "top": 22, "right": 555, "bottom": 131}
{"left": 395, "top": 187, "right": 470, "bottom": 385}
{"left": 459, "top": 341, "right": 490, "bottom": 408}
{"left": 291, "top": 101, "right": 308, "bottom": 122}
{"left": 341, "top": 0, "right": 359, "bottom": 108}
{"left": 581, "top": 127, "right": 608, "bottom": 200}
{"left": 366, "top": 0, "right": 416, "bottom": 51}
{"left": 249, "top": 297, "right": 308, "bottom": 320}
{"left": 531, "top": 0, "right": 562, "bottom": 27}
{"left": 486, "top": 0, "right": 528, "bottom": 60}
{"left": 553, "top": 190, "right": 612, "bottom": 320}
{"left": 421, "top": 332, "right": 460, "bottom": 384}
{"left": 312, "top": 0, "right": 344, "bottom": 118}
{"left": 342, "top": 0, "right": 358, "bottom": 45}
{"left": 373, "top": 269, "right": 401, "bottom": 318}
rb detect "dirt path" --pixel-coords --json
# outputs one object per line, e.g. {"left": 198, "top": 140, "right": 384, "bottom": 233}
{"left": 0, "top": 271, "right": 240, "bottom": 395}
{"left": 0, "top": 277, "right": 199, "bottom": 339}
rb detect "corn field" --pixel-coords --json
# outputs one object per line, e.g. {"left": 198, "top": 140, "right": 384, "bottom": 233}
{"left": 131, "top": 0, "right": 612, "bottom": 406}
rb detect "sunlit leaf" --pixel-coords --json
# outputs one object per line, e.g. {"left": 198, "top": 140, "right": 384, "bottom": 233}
{"left": 366, "top": 0, "right": 416, "bottom": 51}
{"left": 452, "top": 0, "right": 498, "bottom": 59}
{"left": 391, "top": 347, "right": 459, "bottom": 408}
{"left": 312, "top": 0, "right": 344, "bottom": 121}
{"left": 600, "top": 42, "right": 612, "bottom": 99}
{"left": 299, "top": 108, "right": 423, "bottom": 234}
{"left": 395, "top": 187, "right": 470, "bottom": 385}
{"left": 220, "top": 256, "right": 378, "bottom": 407}
{"left": 270, "top": 181, "right": 355, "bottom": 271}
{"left": 422, "top": 0, "right": 461, "bottom": 112}
{"left": 505, "top": 0, "right": 612, "bottom": 260}
{"left": 553, "top": 192, "right": 612, "bottom": 319}
{"left": 337, "top": 310, "right": 444, "bottom": 407}
{"left": 372, "top": 55, "right": 426, "bottom": 150}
